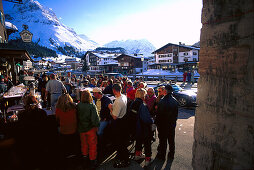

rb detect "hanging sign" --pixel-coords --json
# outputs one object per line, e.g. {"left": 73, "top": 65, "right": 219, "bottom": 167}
{"left": 20, "top": 24, "right": 33, "bottom": 42}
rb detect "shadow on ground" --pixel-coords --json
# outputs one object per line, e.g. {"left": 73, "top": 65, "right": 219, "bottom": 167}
{"left": 146, "top": 158, "right": 173, "bottom": 170}
{"left": 177, "top": 108, "right": 195, "bottom": 119}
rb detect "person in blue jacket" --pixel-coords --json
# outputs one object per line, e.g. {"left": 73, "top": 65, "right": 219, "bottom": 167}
{"left": 131, "top": 88, "right": 154, "bottom": 167}
{"left": 187, "top": 70, "right": 192, "bottom": 83}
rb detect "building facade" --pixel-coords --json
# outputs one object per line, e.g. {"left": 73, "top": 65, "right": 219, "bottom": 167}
{"left": 115, "top": 54, "right": 148, "bottom": 74}
{"left": 152, "top": 42, "right": 200, "bottom": 71}
{"left": 84, "top": 51, "right": 120, "bottom": 74}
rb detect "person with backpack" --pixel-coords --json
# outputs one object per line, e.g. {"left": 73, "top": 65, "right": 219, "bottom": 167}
{"left": 130, "top": 88, "right": 154, "bottom": 167}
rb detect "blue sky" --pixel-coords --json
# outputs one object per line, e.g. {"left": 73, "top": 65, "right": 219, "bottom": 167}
{"left": 10, "top": 0, "right": 203, "bottom": 48}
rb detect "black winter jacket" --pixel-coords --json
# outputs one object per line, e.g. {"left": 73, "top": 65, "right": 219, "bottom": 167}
{"left": 155, "top": 93, "right": 178, "bottom": 130}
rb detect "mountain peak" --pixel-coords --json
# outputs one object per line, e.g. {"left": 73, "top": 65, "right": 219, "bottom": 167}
{"left": 104, "top": 39, "right": 156, "bottom": 56}
{"left": 4, "top": 0, "right": 97, "bottom": 53}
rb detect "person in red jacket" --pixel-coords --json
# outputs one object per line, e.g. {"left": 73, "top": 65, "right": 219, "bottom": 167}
{"left": 126, "top": 81, "right": 136, "bottom": 101}
{"left": 55, "top": 94, "right": 79, "bottom": 158}
{"left": 145, "top": 87, "right": 157, "bottom": 117}
{"left": 183, "top": 71, "right": 187, "bottom": 83}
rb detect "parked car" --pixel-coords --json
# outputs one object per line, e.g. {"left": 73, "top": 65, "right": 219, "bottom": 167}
{"left": 154, "top": 83, "right": 197, "bottom": 107}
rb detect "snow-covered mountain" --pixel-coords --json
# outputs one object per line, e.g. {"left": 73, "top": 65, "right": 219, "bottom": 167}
{"left": 104, "top": 39, "right": 156, "bottom": 56}
{"left": 192, "top": 41, "right": 200, "bottom": 48}
{"left": 78, "top": 34, "right": 99, "bottom": 47}
{"left": 4, "top": 0, "right": 98, "bottom": 52}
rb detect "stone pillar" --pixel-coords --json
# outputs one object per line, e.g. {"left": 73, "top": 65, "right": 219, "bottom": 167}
{"left": 192, "top": 0, "right": 254, "bottom": 169}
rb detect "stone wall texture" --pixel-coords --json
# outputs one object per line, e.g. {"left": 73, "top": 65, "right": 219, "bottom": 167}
{"left": 192, "top": 0, "right": 254, "bottom": 169}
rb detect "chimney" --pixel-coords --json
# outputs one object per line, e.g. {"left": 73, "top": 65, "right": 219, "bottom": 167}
{"left": 179, "top": 42, "right": 182, "bottom": 45}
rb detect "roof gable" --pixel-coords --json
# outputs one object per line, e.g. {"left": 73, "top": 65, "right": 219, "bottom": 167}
{"left": 152, "top": 43, "right": 200, "bottom": 54}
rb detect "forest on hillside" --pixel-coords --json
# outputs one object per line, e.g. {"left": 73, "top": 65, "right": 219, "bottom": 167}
{"left": 0, "top": 39, "right": 57, "bottom": 57}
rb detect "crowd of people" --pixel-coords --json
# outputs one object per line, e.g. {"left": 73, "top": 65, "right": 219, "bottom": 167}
{"left": 1, "top": 72, "right": 179, "bottom": 170}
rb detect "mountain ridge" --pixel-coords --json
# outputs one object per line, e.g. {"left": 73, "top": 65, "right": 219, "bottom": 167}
{"left": 3, "top": 0, "right": 157, "bottom": 57}
{"left": 104, "top": 39, "right": 156, "bottom": 56}
{"left": 4, "top": 0, "right": 97, "bottom": 53}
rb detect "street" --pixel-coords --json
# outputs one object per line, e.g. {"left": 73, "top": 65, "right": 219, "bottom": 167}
{"left": 98, "top": 107, "right": 195, "bottom": 170}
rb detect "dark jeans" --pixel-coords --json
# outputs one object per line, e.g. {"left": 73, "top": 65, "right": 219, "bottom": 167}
{"left": 157, "top": 126, "right": 176, "bottom": 157}
{"left": 59, "top": 133, "right": 80, "bottom": 157}
{"left": 111, "top": 118, "right": 129, "bottom": 161}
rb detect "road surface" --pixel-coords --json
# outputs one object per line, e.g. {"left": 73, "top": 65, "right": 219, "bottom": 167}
{"left": 98, "top": 107, "right": 195, "bottom": 170}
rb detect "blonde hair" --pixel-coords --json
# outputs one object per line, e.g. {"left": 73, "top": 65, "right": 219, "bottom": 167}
{"left": 135, "top": 88, "right": 147, "bottom": 100}
{"left": 81, "top": 90, "right": 93, "bottom": 103}
{"left": 56, "top": 94, "right": 76, "bottom": 112}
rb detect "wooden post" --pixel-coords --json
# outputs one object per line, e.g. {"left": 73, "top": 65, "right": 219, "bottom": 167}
{"left": 11, "top": 58, "right": 17, "bottom": 85}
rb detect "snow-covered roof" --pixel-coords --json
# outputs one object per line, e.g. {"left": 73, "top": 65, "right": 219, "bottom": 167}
{"left": 148, "top": 59, "right": 155, "bottom": 61}
{"left": 65, "top": 58, "right": 78, "bottom": 61}
{"left": 116, "top": 54, "right": 150, "bottom": 60}
{"left": 131, "top": 55, "right": 150, "bottom": 60}
{"left": 99, "top": 62, "right": 118, "bottom": 66}
{"left": 91, "top": 52, "right": 121, "bottom": 59}
{"left": 5, "top": 21, "right": 18, "bottom": 31}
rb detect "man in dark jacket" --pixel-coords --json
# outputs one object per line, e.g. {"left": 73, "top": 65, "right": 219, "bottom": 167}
{"left": 102, "top": 79, "right": 113, "bottom": 95}
{"left": 155, "top": 85, "right": 178, "bottom": 160}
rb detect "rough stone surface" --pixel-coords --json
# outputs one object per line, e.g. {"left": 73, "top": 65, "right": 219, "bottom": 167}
{"left": 192, "top": 0, "right": 254, "bottom": 169}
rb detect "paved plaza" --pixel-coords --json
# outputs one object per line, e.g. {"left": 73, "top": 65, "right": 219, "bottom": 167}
{"left": 97, "top": 107, "right": 195, "bottom": 170}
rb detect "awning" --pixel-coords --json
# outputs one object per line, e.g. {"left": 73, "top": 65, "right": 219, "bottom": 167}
{"left": 0, "top": 49, "right": 32, "bottom": 61}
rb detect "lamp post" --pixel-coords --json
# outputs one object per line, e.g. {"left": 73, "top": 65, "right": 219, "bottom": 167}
{"left": 141, "top": 55, "right": 144, "bottom": 78}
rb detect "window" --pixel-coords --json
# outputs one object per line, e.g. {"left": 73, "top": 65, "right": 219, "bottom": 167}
{"left": 159, "top": 60, "right": 171, "bottom": 63}
{"left": 193, "top": 58, "right": 197, "bottom": 62}
{"left": 193, "top": 52, "right": 197, "bottom": 55}
{"left": 184, "top": 58, "right": 188, "bottom": 62}
{"left": 184, "top": 52, "right": 188, "bottom": 56}
{"left": 159, "top": 54, "right": 167, "bottom": 58}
